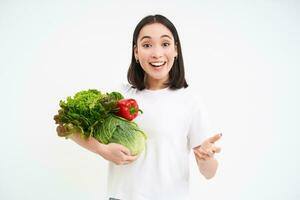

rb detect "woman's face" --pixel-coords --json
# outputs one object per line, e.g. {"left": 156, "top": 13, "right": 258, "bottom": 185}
{"left": 134, "top": 23, "right": 178, "bottom": 88}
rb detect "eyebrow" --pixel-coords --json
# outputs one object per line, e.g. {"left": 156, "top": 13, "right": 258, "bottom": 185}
{"left": 139, "top": 34, "right": 172, "bottom": 42}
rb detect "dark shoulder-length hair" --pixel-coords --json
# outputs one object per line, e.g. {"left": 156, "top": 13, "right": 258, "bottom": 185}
{"left": 127, "top": 14, "right": 188, "bottom": 90}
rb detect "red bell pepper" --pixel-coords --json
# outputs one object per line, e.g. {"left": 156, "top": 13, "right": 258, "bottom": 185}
{"left": 115, "top": 98, "right": 143, "bottom": 121}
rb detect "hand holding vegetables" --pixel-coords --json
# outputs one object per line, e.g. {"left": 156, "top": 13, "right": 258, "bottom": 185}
{"left": 54, "top": 89, "right": 147, "bottom": 156}
{"left": 100, "top": 143, "right": 139, "bottom": 165}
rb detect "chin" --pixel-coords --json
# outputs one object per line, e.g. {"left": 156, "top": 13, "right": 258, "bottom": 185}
{"left": 149, "top": 74, "right": 169, "bottom": 81}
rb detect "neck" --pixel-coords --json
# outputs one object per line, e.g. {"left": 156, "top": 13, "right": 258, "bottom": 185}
{"left": 145, "top": 76, "right": 169, "bottom": 90}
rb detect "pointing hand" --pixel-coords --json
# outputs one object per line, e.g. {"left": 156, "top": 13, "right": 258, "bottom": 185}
{"left": 193, "top": 133, "right": 222, "bottom": 161}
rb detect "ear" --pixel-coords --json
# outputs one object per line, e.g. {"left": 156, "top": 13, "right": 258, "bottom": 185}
{"left": 174, "top": 43, "right": 178, "bottom": 57}
{"left": 134, "top": 45, "right": 138, "bottom": 60}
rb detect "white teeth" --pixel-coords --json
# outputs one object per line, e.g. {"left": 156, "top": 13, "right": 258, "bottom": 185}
{"left": 150, "top": 62, "right": 165, "bottom": 66}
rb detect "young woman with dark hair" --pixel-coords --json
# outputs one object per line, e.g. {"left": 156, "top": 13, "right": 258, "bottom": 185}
{"left": 70, "top": 14, "right": 222, "bottom": 200}
{"left": 127, "top": 14, "right": 187, "bottom": 90}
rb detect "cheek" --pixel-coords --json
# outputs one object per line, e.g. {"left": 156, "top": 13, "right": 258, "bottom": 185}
{"left": 138, "top": 51, "right": 149, "bottom": 61}
{"left": 167, "top": 49, "right": 177, "bottom": 57}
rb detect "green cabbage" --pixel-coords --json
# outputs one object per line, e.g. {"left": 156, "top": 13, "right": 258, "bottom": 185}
{"left": 54, "top": 89, "right": 147, "bottom": 155}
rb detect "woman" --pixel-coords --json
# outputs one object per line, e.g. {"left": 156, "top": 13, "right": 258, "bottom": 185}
{"left": 70, "top": 14, "right": 222, "bottom": 200}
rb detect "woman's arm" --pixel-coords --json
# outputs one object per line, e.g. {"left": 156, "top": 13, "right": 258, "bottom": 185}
{"left": 193, "top": 133, "right": 222, "bottom": 179}
{"left": 69, "top": 133, "right": 138, "bottom": 165}
{"left": 69, "top": 132, "right": 106, "bottom": 155}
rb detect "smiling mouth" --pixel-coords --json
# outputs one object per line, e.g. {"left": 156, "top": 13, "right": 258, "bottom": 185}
{"left": 149, "top": 61, "right": 166, "bottom": 68}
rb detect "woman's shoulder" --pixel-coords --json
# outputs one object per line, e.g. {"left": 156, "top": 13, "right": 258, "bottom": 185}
{"left": 111, "top": 82, "right": 136, "bottom": 97}
{"left": 180, "top": 86, "right": 207, "bottom": 109}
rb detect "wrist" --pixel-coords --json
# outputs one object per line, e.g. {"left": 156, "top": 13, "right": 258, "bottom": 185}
{"left": 196, "top": 156, "right": 216, "bottom": 165}
{"left": 197, "top": 157, "right": 218, "bottom": 179}
{"left": 96, "top": 142, "right": 108, "bottom": 156}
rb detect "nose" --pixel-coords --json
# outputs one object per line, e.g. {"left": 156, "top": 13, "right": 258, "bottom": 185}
{"left": 151, "top": 46, "right": 163, "bottom": 59}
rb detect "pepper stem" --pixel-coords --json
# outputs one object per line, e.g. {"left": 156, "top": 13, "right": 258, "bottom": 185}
{"left": 129, "top": 107, "right": 137, "bottom": 114}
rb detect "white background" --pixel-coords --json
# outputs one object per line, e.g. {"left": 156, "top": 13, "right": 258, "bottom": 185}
{"left": 1, "top": 0, "right": 299, "bottom": 199}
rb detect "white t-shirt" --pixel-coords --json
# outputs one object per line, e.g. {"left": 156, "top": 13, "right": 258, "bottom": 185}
{"left": 106, "top": 83, "right": 213, "bottom": 200}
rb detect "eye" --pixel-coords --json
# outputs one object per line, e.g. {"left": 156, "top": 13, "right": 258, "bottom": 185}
{"left": 142, "top": 43, "right": 151, "bottom": 48}
{"left": 162, "top": 42, "right": 170, "bottom": 47}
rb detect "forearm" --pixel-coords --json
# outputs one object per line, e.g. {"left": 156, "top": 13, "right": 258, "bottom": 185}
{"left": 69, "top": 133, "right": 107, "bottom": 156}
{"left": 196, "top": 157, "right": 219, "bottom": 179}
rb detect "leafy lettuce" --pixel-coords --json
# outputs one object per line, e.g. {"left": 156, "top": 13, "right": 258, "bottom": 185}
{"left": 54, "top": 89, "right": 147, "bottom": 155}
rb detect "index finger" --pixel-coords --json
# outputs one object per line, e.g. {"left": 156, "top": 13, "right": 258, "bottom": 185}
{"left": 119, "top": 145, "right": 131, "bottom": 155}
{"left": 125, "top": 155, "right": 138, "bottom": 162}
{"left": 208, "top": 133, "right": 222, "bottom": 143}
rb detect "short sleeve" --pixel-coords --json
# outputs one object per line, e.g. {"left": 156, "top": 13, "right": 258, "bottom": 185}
{"left": 187, "top": 98, "right": 214, "bottom": 150}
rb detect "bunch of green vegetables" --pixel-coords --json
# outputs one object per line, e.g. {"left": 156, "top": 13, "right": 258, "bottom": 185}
{"left": 54, "top": 89, "right": 147, "bottom": 155}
